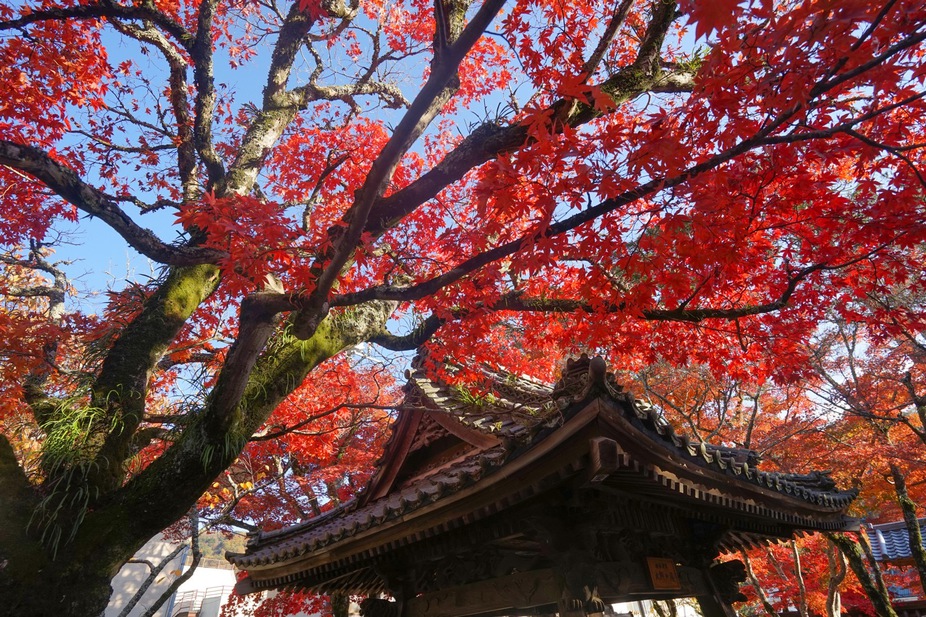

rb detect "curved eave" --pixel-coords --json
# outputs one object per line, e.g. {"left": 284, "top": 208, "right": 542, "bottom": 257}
{"left": 231, "top": 396, "right": 856, "bottom": 594}
{"left": 229, "top": 401, "right": 610, "bottom": 588}
{"left": 592, "top": 395, "right": 856, "bottom": 518}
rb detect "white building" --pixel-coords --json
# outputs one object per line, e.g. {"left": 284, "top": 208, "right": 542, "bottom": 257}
{"left": 106, "top": 535, "right": 351, "bottom": 617}
{"left": 105, "top": 535, "right": 236, "bottom": 617}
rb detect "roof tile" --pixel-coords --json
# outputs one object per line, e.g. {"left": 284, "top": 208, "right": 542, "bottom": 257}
{"left": 867, "top": 519, "right": 926, "bottom": 562}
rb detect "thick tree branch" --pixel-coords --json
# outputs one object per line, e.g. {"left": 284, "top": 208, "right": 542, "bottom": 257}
{"left": 890, "top": 463, "right": 926, "bottom": 591}
{"left": 360, "top": 56, "right": 696, "bottom": 243}
{"left": 222, "top": 4, "right": 407, "bottom": 199}
{"left": 191, "top": 0, "right": 226, "bottom": 188}
{"left": 110, "top": 19, "right": 199, "bottom": 200}
{"left": 200, "top": 291, "right": 287, "bottom": 436}
{"left": 0, "top": 141, "right": 226, "bottom": 265}
{"left": 333, "top": 49, "right": 915, "bottom": 313}
{"left": 85, "top": 264, "right": 220, "bottom": 493}
{"left": 297, "top": 0, "right": 507, "bottom": 337}
{"left": 633, "top": 0, "right": 678, "bottom": 74}
{"left": 355, "top": 0, "right": 690, "bottom": 243}
{"left": 368, "top": 313, "right": 446, "bottom": 351}
{"left": 222, "top": 4, "right": 317, "bottom": 195}
{"left": 3, "top": 285, "right": 62, "bottom": 298}
{"left": 109, "top": 300, "right": 394, "bottom": 538}
{"left": 0, "top": 2, "right": 194, "bottom": 50}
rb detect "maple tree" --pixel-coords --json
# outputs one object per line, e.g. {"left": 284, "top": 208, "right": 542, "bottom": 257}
{"left": 739, "top": 535, "right": 874, "bottom": 617}
{"left": 627, "top": 358, "right": 926, "bottom": 615}
{"left": 1, "top": 0, "right": 926, "bottom": 613}
{"left": 808, "top": 310, "right": 926, "bottom": 594}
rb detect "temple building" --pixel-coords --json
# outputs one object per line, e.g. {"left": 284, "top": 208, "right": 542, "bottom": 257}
{"left": 228, "top": 356, "right": 859, "bottom": 617}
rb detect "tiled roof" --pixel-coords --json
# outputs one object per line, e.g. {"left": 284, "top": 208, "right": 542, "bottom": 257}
{"left": 229, "top": 445, "right": 509, "bottom": 568}
{"left": 402, "top": 356, "right": 559, "bottom": 441}
{"left": 412, "top": 356, "right": 856, "bottom": 509}
{"left": 229, "top": 356, "right": 857, "bottom": 572}
{"left": 867, "top": 519, "right": 926, "bottom": 562}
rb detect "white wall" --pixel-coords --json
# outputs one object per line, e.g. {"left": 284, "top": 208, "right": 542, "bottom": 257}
{"left": 164, "top": 565, "right": 236, "bottom": 617}
{"left": 105, "top": 540, "right": 360, "bottom": 617}
{"left": 105, "top": 535, "right": 187, "bottom": 617}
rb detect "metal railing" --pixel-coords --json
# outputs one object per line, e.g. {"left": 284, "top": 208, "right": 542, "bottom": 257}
{"left": 169, "top": 585, "right": 232, "bottom": 617}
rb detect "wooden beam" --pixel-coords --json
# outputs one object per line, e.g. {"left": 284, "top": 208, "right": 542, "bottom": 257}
{"left": 405, "top": 569, "right": 560, "bottom": 617}
{"left": 404, "top": 562, "right": 713, "bottom": 617}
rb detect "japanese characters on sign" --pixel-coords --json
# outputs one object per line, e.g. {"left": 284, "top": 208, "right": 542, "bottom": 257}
{"left": 646, "top": 557, "right": 681, "bottom": 591}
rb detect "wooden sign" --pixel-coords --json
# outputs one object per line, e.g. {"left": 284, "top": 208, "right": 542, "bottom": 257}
{"left": 646, "top": 557, "right": 682, "bottom": 591}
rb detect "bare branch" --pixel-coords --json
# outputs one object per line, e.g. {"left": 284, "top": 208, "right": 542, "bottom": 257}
{"left": 368, "top": 313, "right": 446, "bottom": 351}
{"left": 69, "top": 129, "right": 176, "bottom": 154}
{"left": 296, "top": 0, "right": 508, "bottom": 337}
{"left": 109, "top": 19, "right": 199, "bottom": 199}
{"left": 0, "top": 141, "right": 225, "bottom": 265}
{"left": 0, "top": 2, "right": 194, "bottom": 50}
{"left": 137, "top": 511, "right": 202, "bottom": 617}
{"left": 581, "top": 0, "right": 635, "bottom": 79}
{"left": 117, "top": 544, "right": 186, "bottom": 617}
{"left": 191, "top": 0, "right": 226, "bottom": 188}
{"left": 842, "top": 127, "right": 926, "bottom": 188}
{"left": 251, "top": 402, "right": 395, "bottom": 441}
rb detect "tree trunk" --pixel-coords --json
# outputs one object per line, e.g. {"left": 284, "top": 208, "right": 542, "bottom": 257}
{"left": 890, "top": 463, "right": 926, "bottom": 592}
{"left": 1, "top": 552, "right": 118, "bottom": 615}
{"left": 332, "top": 591, "right": 350, "bottom": 617}
{"left": 0, "top": 304, "right": 396, "bottom": 615}
{"left": 696, "top": 594, "right": 737, "bottom": 617}
{"left": 791, "top": 539, "right": 810, "bottom": 617}
{"left": 652, "top": 600, "right": 678, "bottom": 617}
{"left": 118, "top": 544, "right": 186, "bottom": 617}
{"left": 741, "top": 550, "right": 780, "bottom": 617}
{"left": 1, "top": 436, "right": 117, "bottom": 614}
{"left": 137, "top": 509, "right": 203, "bottom": 617}
{"left": 828, "top": 532, "right": 898, "bottom": 617}
{"left": 858, "top": 528, "right": 895, "bottom": 602}
{"left": 826, "top": 538, "right": 847, "bottom": 617}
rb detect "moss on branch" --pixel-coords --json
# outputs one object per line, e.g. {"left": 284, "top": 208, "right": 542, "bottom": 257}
{"left": 109, "top": 301, "right": 394, "bottom": 541}
{"left": 85, "top": 264, "right": 219, "bottom": 492}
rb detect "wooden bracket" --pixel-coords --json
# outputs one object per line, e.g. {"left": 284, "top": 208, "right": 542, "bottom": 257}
{"left": 586, "top": 437, "right": 623, "bottom": 484}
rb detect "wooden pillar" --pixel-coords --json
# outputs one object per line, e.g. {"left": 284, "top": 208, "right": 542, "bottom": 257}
{"left": 528, "top": 507, "right": 607, "bottom": 617}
